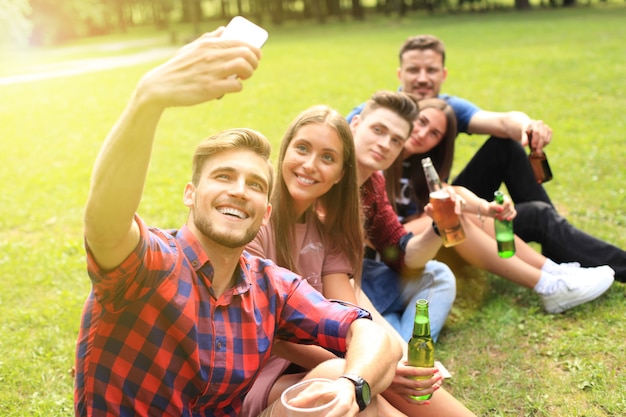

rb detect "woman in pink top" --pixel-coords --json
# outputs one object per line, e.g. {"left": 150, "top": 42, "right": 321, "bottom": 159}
{"left": 241, "top": 105, "right": 475, "bottom": 417}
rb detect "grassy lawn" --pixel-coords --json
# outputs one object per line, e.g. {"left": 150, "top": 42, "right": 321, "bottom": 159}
{"left": 1, "top": 4, "right": 624, "bottom": 416}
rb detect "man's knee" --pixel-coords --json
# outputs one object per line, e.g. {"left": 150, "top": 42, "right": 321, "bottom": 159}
{"left": 516, "top": 200, "right": 560, "bottom": 226}
{"left": 424, "top": 260, "right": 457, "bottom": 294}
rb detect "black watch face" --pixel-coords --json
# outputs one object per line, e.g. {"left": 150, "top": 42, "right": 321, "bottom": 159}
{"left": 342, "top": 374, "right": 371, "bottom": 410}
{"left": 362, "top": 380, "right": 371, "bottom": 404}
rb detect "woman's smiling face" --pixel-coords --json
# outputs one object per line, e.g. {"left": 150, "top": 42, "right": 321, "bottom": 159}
{"left": 282, "top": 122, "right": 345, "bottom": 215}
{"left": 404, "top": 107, "right": 447, "bottom": 156}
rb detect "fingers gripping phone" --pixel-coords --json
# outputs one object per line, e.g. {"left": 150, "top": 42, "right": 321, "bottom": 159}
{"left": 221, "top": 16, "right": 268, "bottom": 49}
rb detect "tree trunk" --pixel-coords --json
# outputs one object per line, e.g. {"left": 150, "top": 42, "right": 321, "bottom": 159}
{"left": 351, "top": 0, "right": 365, "bottom": 19}
{"left": 270, "top": 0, "right": 284, "bottom": 24}
{"left": 115, "top": 0, "right": 127, "bottom": 32}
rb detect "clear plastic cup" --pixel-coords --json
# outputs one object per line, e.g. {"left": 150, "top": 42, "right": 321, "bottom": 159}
{"left": 279, "top": 378, "right": 339, "bottom": 416}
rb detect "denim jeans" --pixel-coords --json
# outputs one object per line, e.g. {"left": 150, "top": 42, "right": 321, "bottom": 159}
{"left": 361, "top": 259, "right": 456, "bottom": 342}
{"left": 452, "top": 136, "right": 626, "bottom": 282}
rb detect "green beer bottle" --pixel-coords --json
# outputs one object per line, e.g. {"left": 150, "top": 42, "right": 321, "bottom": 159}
{"left": 494, "top": 191, "right": 515, "bottom": 258}
{"left": 407, "top": 299, "right": 435, "bottom": 401}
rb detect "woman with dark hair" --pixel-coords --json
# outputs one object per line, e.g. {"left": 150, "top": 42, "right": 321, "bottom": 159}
{"left": 385, "top": 98, "right": 615, "bottom": 315}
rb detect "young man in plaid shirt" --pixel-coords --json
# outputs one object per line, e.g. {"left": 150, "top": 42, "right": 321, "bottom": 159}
{"left": 76, "top": 27, "right": 401, "bottom": 417}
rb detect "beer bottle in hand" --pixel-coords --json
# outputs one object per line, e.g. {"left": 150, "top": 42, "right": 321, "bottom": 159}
{"left": 421, "top": 157, "right": 466, "bottom": 247}
{"left": 494, "top": 191, "right": 515, "bottom": 258}
{"left": 408, "top": 299, "right": 435, "bottom": 401}
{"left": 528, "top": 133, "right": 553, "bottom": 183}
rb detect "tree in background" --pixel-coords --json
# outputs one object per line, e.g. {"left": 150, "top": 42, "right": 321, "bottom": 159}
{"left": 0, "top": 0, "right": 32, "bottom": 47}
{"left": 28, "top": 0, "right": 115, "bottom": 45}
{"left": 16, "top": 0, "right": 592, "bottom": 46}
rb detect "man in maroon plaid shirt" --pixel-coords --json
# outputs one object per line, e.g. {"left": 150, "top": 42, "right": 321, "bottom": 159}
{"left": 348, "top": 91, "right": 456, "bottom": 345}
{"left": 76, "top": 27, "right": 401, "bottom": 417}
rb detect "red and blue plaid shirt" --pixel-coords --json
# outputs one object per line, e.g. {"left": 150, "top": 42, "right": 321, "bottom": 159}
{"left": 75, "top": 215, "right": 369, "bottom": 417}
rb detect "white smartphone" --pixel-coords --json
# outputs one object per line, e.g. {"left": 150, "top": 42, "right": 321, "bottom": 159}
{"left": 221, "top": 16, "right": 268, "bottom": 49}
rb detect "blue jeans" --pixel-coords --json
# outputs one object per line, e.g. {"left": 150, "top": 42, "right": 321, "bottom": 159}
{"left": 361, "top": 259, "right": 456, "bottom": 342}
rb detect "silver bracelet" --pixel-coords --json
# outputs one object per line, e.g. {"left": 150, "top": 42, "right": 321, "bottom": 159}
{"left": 477, "top": 201, "right": 486, "bottom": 229}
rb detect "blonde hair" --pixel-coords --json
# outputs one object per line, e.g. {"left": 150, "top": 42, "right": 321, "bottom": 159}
{"left": 191, "top": 128, "right": 274, "bottom": 197}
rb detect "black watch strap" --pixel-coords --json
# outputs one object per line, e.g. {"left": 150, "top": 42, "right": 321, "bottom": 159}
{"left": 340, "top": 374, "right": 371, "bottom": 412}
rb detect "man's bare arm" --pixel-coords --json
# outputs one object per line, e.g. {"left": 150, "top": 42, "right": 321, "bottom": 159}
{"left": 84, "top": 30, "right": 262, "bottom": 270}
{"left": 343, "top": 319, "right": 403, "bottom": 398}
{"left": 468, "top": 110, "right": 552, "bottom": 150}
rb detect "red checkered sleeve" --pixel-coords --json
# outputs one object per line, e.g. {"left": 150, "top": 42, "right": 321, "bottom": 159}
{"left": 75, "top": 215, "right": 369, "bottom": 417}
{"left": 262, "top": 263, "right": 370, "bottom": 353}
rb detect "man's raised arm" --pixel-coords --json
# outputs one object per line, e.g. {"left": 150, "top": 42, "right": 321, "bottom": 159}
{"left": 84, "top": 29, "right": 262, "bottom": 270}
{"left": 468, "top": 110, "right": 552, "bottom": 150}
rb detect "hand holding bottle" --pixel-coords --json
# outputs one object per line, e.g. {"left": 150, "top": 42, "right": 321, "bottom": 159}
{"left": 488, "top": 195, "right": 516, "bottom": 222}
{"left": 450, "top": 186, "right": 516, "bottom": 226}
{"left": 521, "top": 120, "right": 552, "bottom": 149}
{"left": 423, "top": 185, "right": 466, "bottom": 219}
{"left": 421, "top": 157, "right": 466, "bottom": 247}
{"left": 493, "top": 191, "right": 516, "bottom": 258}
{"left": 387, "top": 362, "right": 441, "bottom": 404}
{"left": 528, "top": 132, "right": 553, "bottom": 183}
{"left": 407, "top": 299, "right": 436, "bottom": 401}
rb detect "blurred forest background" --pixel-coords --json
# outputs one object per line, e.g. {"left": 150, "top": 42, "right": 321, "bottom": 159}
{"left": 0, "top": 0, "right": 615, "bottom": 48}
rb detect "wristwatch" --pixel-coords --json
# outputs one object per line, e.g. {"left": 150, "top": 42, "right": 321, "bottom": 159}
{"left": 340, "top": 374, "right": 371, "bottom": 412}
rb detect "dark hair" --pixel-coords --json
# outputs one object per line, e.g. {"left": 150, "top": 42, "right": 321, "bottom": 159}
{"left": 385, "top": 98, "right": 457, "bottom": 215}
{"left": 360, "top": 90, "right": 419, "bottom": 137}
{"left": 272, "top": 105, "right": 364, "bottom": 283}
{"left": 399, "top": 35, "right": 446, "bottom": 67}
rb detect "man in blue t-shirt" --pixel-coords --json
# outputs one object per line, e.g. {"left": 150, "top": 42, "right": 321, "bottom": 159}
{"left": 346, "top": 34, "right": 553, "bottom": 205}
{"left": 347, "top": 34, "right": 625, "bottom": 282}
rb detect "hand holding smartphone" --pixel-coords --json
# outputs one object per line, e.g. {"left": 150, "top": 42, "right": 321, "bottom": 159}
{"left": 220, "top": 16, "right": 268, "bottom": 49}
{"left": 218, "top": 16, "right": 268, "bottom": 84}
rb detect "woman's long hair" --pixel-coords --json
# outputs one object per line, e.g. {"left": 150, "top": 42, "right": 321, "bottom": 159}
{"left": 272, "top": 105, "right": 364, "bottom": 284}
{"left": 386, "top": 98, "right": 458, "bottom": 215}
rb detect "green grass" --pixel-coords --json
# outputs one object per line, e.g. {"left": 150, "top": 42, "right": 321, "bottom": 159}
{"left": 1, "top": 5, "right": 625, "bottom": 416}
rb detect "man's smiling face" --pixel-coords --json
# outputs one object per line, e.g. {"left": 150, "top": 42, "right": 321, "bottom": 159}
{"left": 397, "top": 49, "right": 447, "bottom": 100}
{"left": 185, "top": 148, "right": 271, "bottom": 249}
{"left": 351, "top": 107, "right": 411, "bottom": 178}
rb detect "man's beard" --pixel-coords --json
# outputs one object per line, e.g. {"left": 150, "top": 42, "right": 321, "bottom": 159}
{"left": 193, "top": 213, "right": 259, "bottom": 249}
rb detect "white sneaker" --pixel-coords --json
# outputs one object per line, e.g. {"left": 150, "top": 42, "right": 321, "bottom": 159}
{"left": 540, "top": 270, "right": 614, "bottom": 314}
{"left": 552, "top": 264, "right": 615, "bottom": 278}
{"left": 558, "top": 261, "right": 581, "bottom": 269}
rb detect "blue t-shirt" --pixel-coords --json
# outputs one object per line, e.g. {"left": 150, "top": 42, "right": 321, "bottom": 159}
{"left": 345, "top": 92, "right": 481, "bottom": 134}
